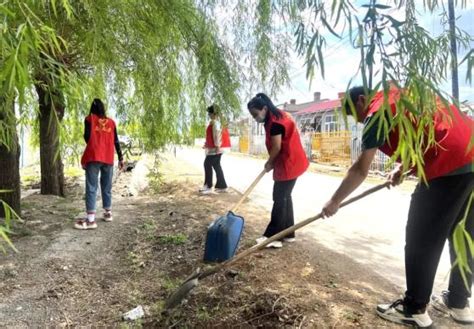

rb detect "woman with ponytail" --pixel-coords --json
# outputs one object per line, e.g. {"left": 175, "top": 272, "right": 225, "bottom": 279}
{"left": 247, "top": 93, "right": 309, "bottom": 248}
{"left": 199, "top": 104, "right": 231, "bottom": 194}
{"left": 76, "top": 98, "right": 124, "bottom": 230}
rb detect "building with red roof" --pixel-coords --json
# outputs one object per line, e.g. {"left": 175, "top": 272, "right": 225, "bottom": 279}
{"left": 283, "top": 91, "right": 357, "bottom": 134}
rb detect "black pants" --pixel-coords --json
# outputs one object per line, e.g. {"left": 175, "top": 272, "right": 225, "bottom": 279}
{"left": 404, "top": 172, "right": 474, "bottom": 311}
{"left": 264, "top": 179, "right": 297, "bottom": 239}
{"left": 203, "top": 154, "right": 227, "bottom": 189}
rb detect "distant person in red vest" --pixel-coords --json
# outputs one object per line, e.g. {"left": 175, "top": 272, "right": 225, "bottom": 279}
{"left": 247, "top": 93, "right": 309, "bottom": 248}
{"left": 322, "top": 86, "right": 474, "bottom": 327}
{"left": 199, "top": 104, "right": 231, "bottom": 194}
{"left": 76, "top": 98, "right": 124, "bottom": 230}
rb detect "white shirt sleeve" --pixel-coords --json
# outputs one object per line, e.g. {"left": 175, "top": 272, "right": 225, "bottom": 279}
{"left": 212, "top": 120, "right": 222, "bottom": 148}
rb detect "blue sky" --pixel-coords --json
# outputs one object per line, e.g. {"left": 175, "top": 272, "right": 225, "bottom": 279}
{"left": 274, "top": 2, "right": 474, "bottom": 106}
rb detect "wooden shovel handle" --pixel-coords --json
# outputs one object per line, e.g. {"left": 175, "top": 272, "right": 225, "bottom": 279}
{"left": 231, "top": 169, "right": 267, "bottom": 213}
{"left": 199, "top": 181, "right": 391, "bottom": 279}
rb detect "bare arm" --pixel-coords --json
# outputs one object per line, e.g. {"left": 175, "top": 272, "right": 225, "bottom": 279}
{"left": 322, "top": 148, "right": 377, "bottom": 217}
{"left": 265, "top": 134, "right": 282, "bottom": 172}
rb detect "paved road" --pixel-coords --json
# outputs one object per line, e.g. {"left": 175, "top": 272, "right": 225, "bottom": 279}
{"left": 176, "top": 147, "right": 454, "bottom": 295}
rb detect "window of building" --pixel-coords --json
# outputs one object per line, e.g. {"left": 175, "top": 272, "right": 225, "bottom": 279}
{"left": 314, "top": 116, "right": 322, "bottom": 132}
{"left": 324, "top": 114, "right": 338, "bottom": 132}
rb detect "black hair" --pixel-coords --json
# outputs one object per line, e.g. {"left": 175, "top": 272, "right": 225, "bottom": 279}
{"left": 90, "top": 98, "right": 106, "bottom": 118}
{"left": 344, "top": 86, "right": 372, "bottom": 115}
{"left": 247, "top": 92, "right": 283, "bottom": 119}
{"left": 206, "top": 104, "right": 219, "bottom": 114}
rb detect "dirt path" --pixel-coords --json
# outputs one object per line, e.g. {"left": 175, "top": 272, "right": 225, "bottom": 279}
{"left": 0, "top": 154, "right": 463, "bottom": 327}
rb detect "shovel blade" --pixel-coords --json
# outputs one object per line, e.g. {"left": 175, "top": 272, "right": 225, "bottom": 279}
{"left": 164, "top": 277, "right": 199, "bottom": 310}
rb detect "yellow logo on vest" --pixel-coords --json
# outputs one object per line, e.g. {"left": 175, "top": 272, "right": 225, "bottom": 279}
{"left": 95, "top": 118, "right": 112, "bottom": 133}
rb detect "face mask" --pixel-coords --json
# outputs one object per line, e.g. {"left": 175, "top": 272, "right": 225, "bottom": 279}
{"left": 252, "top": 107, "right": 266, "bottom": 123}
{"left": 255, "top": 114, "right": 265, "bottom": 123}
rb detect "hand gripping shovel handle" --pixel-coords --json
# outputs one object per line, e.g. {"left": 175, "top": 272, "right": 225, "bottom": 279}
{"left": 164, "top": 180, "right": 391, "bottom": 311}
{"left": 231, "top": 169, "right": 267, "bottom": 213}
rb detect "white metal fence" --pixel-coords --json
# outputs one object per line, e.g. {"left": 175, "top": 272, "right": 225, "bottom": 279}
{"left": 350, "top": 132, "right": 394, "bottom": 173}
{"left": 248, "top": 135, "right": 267, "bottom": 155}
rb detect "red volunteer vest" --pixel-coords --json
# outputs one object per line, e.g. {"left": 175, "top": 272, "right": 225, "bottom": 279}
{"left": 368, "top": 89, "right": 474, "bottom": 180}
{"left": 265, "top": 111, "right": 309, "bottom": 181}
{"left": 205, "top": 122, "right": 231, "bottom": 148}
{"left": 81, "top": 114, "right": 116, "bottom": 167}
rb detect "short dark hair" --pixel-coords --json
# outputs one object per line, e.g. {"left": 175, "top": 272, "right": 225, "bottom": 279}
{"left": 207, "top": 104, "right": 219, "bottom": 114}
{"left": 90, "top": 98, "right": 106, "bottom": 118}
{"left": 344, "top": 86, "right": 372, "bottom": 115}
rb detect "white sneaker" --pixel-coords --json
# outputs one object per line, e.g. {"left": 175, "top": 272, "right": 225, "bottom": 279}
{"left": 266, "top": 241, "right": 283, "bottom": 248}
{"left": 432, "top": 291, "right": 474, "bottom": 324}
{"left": 255, "top": 237, "right": 282, "bottom": 248}
{"left": 214, "top": 187, "right": 228, "bottom": 193}
{"left": 283, "top": 237, "right": 296, "bottom": 243}
{"left": 103, "top": 211, "right": 113, "bottom": 222}
{"left": 199, "top": 185, "right": 212, "bottom": 194}
{"left": 376, "top": 299, "right": 432, "bottom": 328}
{"left": 74, "top": 219, "right": 97, "bottom": 230}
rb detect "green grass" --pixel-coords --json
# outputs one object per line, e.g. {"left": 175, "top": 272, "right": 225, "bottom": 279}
{"left": 127, "top": 251, "right": 142, "bottom": 267}
{"left": 149, "top": 301, "right": 165, "bottom": 316}
{"left": 118, "top": 321, "right": 143, "bottom": 329}
{"left": 147, "top": 168, "right": 163, "bottom": 194}
{"left": 140, "top": 220, "right": 157, "bottom": 241}
{"left": 64, "top": 166, "right": 83, "bottom": 178}
{"left": 344, "top": 309, "right": 362, "bottom": 322}
{"left": 196, "top": 306, "right": 211, "bottom": 321}
{"left": 21, "top": 174, "right": 39, "bottom": 186}
{"left": 161, "top": 277, "right": 180, "bottom": 292}
{"left": 158, "top": 234, "right": 187, "bottom": 245}
{"left": 20, "top": 165, "right": 40, "bottom": 186}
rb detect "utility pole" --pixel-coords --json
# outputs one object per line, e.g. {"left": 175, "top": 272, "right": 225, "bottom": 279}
{"left": 448, "top": 0, "right": 459, "bottom": 103}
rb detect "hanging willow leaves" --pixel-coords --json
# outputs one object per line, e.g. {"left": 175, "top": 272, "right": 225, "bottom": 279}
{"left": 285, "top": 0, "right": 473, "bottom": 286}
{"left": 0, "top": 192, "right": 20, "bottom": 253}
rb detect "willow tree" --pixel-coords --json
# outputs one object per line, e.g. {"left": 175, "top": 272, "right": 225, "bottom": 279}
{"left": 0, "top": 2, "right": 69, "bottom": 212}
{"left": 0, "top": 3, "right": 66, "bottom": 251}
{"left": 0, "top": 2, "right": 75, "bottom": 197}
{"left": 1, "top": 0, "right": 296, "bottom": 198}
{"left": 283, "top": 0, "right": 472, "bottom": 172}
{"left": 0, "top": 23, "right": 22, "bottom": 216}
{"left": 0, "top": 97, "right": 19, "bottom": 217}
{"left": 2, "top": 1, "right": 236, "bottom": 195}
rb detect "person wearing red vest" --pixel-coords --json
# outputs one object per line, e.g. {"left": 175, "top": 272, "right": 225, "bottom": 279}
{"left": 199, "top": 104, "right": 231, "bottom": 194}
{"left": 322, "top": 86, "right": 474, "bottom": 327}
{"left": 247, "top": 93, "right": 309, "bottom": 248}
{"left": 76, "top": 98, "right": 124, "bottom": 230}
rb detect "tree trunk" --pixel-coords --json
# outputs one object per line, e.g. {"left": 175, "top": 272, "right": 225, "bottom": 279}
{"left": 0, "top": 99, "right": 21, "bottom": 217}
{"left": 35, "top": 83, "right": 65, "bottom": 197}
{"left": 448, "top": 0, "right": 459, "bottom": 102}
